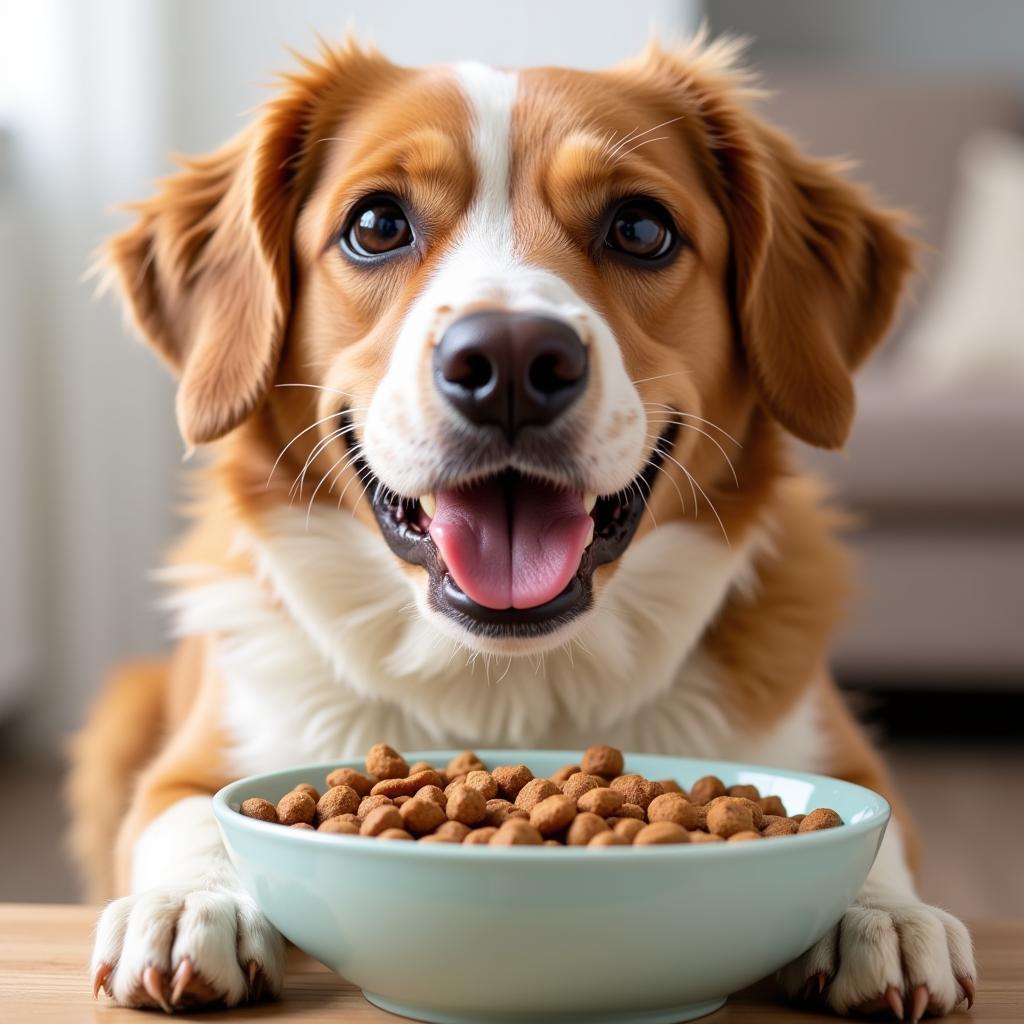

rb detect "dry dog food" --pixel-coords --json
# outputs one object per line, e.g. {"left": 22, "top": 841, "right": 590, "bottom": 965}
{"left": 238, "top": 744, "right": 844, "bottom": 847}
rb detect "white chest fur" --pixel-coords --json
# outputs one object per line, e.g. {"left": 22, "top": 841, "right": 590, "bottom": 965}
{"left": 165, "top": 508, "right": 825, "bottom": 777}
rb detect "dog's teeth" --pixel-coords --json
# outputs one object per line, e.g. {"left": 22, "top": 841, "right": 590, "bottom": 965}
{"left": 420, "top": 494, "right": 436, "bottom": 518}
{"left": 585, "top": 519, "right": 595, "bottom": 547}
{"left": 583, "top": 493, "right": 598, "bottom": 513}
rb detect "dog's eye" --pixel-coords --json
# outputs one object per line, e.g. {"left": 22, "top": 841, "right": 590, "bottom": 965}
{"left": 605, "top": 199, "right": 677, "bottom": 263}
{"left": 341, "top": 197, "right": 413, "bottom": 259}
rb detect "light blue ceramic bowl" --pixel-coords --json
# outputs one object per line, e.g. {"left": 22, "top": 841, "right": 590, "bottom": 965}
{"left": 214, "top": 751, "right": 889, "bottom": 1024}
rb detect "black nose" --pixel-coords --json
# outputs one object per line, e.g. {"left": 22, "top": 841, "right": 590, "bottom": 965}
{"left": 433, "top": 312, "right": 588, "bottom": 438}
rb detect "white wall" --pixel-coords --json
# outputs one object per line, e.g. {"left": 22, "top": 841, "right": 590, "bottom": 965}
{"left": 0, "top": 0, "right": 697, "bottom": 751}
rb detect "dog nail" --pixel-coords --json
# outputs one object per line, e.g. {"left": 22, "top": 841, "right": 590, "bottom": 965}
{"left": 815, "top": 972, "right": 827, "bottom": 994}
{"left": 170, "top": 957, "right": 193, "bottom": 1005}
{"left": 142, "top": 965, "right": 172, "bottom": 1013}
{"left": 247, "top": 960, "right": 258, "bottom": 985}
{"left": 885, "top": 985, "right": 905, "bottom": 1019}
{"left": 957, "top": 975, "right": 976, "bottom": 1009}
{"left": 92, "top": 962, "right": 112, "bottom": 999}
{"left": 910, "top": 984, "right": 929, "bottom": 1023}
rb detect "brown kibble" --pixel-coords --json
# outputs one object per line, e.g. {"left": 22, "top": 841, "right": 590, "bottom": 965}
{"left": 463, "top": 770, "right": 499, "bottom": 800}
{"left": 463, "top": 827, "right": 498, "bottom": 845}
{"left": 733, "top": 797, "right": 765, "bottom": 830}
{"left": 759, "top": 795, "right": 788, "bottom": 818}
{"left": 635, "top": 822, "right": 690, "bottom": 845}
{"left": 446, "top": 750, "right": 486, "bottom": 780}
{"left": 485, "top": 799, "right": 528, "bottom": 827}
{"left": 611, "top": 817, "right": 646, "bottom": 843}
{"left": 316, "top": 785, "right": 361, "bottom": 823}
{"left": 240, "top": 798, "right": 278, "bottom": 824}
{"left": 365, "top": 743, "right": 409, "bottom": 781}
{"left": 325, "top": 767, "right": 373, "bottom": 797}
{"left": 276, "top": 790, "right": 316, "bottom": 826}
{"left": 357, "top": 794, "right": 395, "bottom": 821}
{"left": 727, "top": 830, "right": 763, "bottom": 843}
{"left": 318, "top": 816, "right": 359, "bottom": 835}
{"left": 360, "top": 804, "right": 403, "bottom": 836}
{"left": 378, "top": 828, "right": 413, "bottom": 840}
{"left": 706, "top": 797, "right": 755, "bottom": 838}
{"left": 550, "top": 763, "right": 582, "bottom": 785}
{"left": 371, "top": 769, "right": 445, "bottom": 799}
{"left": 688, "top": 830, "right": 724, "bottom": 843}
{"left": 657, "top": 779, "right": 687, "bottom": 796}
{"left": 446, "top": 784, "right": 488, "bottom": 825}
{"left": 728, "top": 784, "right": 761, "bottom": 802}
{"left": 416, "top": 785, "right": 447, "bottom": 808}
{"left": 581, "top": 745, "right": 624, "bottom": 779}
{"left": 491, "top": 764, "right": 533, "bottom": 800}
{"left": 617, "top": 802, "right": 646, "bottom": 820}
{"left": 400, "top": 797, "right": 447, "bottom": 836}
{"left": 514, "top": 777, "right": 560, "bottom": 811}
{"left": 238, "top": 742, "right": 843, "bottom": 849}
{"left": 576, "top": 787, "right": 624, "bottom": 818}
{"left": 490, "top": 819, "right": 544, "bottom": 845}
{"left": 530, "top": 794, "right": 577, "bottom": 836}
{"left": 647, "top": 793, "right": 698, "bottom": 829}
{"left": 609, "top": 774, "right": 663, "bottom": 810}
{"left": 761, "top": 815, "right": 799, "bottom": 837}
{"left": 560, "top": 773, "right": 604, "bottom": 801}
{"left": 798, "top": 807, "right": 843, "bottom": 832}
{"left": 433, "top": 820, "right": 471, "bottom": 842}
{"left": 688, "top": 775, "right": 727, "bottom": 805}
{"left": 567, "top": 812, "right": 610, "bottom": 846}
{"left": 589, "top": 830, "right": 627, "bottom": 847}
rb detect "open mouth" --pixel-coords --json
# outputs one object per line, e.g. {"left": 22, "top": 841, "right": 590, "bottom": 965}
{"left": 355, "top": 425, "right": 678, "bottom": 639}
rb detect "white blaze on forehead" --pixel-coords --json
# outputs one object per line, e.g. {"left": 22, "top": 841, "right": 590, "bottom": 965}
{"left": 453, "top": 61, "right": 518, "bottom": 265}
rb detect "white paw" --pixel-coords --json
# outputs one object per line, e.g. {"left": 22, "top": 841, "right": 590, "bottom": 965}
{"left": 91, "top": 885, "right": 285, "bottom": 1012}
{"left": 778, "top": 897, "right": 976, "bottom": 1020}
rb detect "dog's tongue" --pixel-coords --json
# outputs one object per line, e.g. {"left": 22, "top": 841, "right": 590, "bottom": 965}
{"left": 429, "top": 476, "right": 592, "bottom": 610}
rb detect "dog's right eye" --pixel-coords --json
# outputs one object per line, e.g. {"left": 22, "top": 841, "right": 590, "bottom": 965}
{"left": 340, "top": 196, "right": 414, "bottom": 260}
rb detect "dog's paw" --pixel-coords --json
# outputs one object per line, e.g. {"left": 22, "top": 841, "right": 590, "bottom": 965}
{"left": 90, "top": 886, "right": 285, "bottom": 1012}
{"left": 777, "top": 898, "right": 976, "bottom": 1020}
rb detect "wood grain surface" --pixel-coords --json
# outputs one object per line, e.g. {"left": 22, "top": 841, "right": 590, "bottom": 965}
{"left": 0, "top": 904, "right": 1014, "bottom": 1022}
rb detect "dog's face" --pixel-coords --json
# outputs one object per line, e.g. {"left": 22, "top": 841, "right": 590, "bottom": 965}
{"left": 107, "top": 38, "right": 911, "bottom": 655}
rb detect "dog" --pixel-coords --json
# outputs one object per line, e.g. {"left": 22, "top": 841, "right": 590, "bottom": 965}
{"left": 68, "top": 34, "right": 976, "bottom": 1018}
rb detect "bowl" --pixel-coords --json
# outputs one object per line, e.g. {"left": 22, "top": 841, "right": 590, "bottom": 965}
{"left": 213, "top": 751, "right": 889, "bottom": 1024}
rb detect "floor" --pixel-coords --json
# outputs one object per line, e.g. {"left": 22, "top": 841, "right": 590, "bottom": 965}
{"left": 2, "top": 740, "right": 1022, "bottom": 919}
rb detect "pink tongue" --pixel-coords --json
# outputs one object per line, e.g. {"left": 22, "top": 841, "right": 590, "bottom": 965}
{"left": 428, "top": 477, "right": 592, "bottom": 610}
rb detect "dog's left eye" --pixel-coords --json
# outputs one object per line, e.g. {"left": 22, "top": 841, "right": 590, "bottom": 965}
{"left": 341, "top": 197, "right": 413, "bottom": 259}
{"left": 604, "top": 198, "right": 677, "bottom": 263}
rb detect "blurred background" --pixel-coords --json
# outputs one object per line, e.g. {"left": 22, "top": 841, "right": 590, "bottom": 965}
{"left": 1, "top": 1, "right": 1021, "bottom": 914}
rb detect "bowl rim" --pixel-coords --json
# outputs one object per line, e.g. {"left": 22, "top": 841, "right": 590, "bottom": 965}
{"left": 213, "top": 749, "right": 890, "bottom": 863}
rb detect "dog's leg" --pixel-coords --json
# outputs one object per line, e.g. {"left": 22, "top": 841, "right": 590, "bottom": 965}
{"left": 778, "top": 683, "right": 977, "bottom": 1020}
{"left": 90, "top": 659, "right": 285, "bottom": 1012}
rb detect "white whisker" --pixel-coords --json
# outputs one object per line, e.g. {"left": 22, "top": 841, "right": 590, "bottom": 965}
{"left": 642, "top": 404, "right": 742, "bottom": 446}
{"left": 656, "top": 445, "right": 730, "bottom": 545}
{"left": 646, "top": 421, "right": 739, "bottom": 487}
{"left": 606, "top": 115, "right": 685, "bottom": 161}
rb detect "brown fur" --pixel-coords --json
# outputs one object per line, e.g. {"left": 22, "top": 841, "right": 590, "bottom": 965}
{"left": 70, "top": 36, "right": 916, "bottom": 900}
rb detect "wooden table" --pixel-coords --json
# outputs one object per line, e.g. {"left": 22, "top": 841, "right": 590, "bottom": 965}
{"left": 1, "top": 905, "right": 1018, "bottom": 1022}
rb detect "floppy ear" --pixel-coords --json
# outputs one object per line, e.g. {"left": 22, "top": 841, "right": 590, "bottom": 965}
{"left": 716, "top": 116, "right": 915, "bottom": 448}
{"left": 635, "top": 37, "right": 914, "bottom": 448}
{"left": 104, "top": 41, "right": 393, "bottom": 446}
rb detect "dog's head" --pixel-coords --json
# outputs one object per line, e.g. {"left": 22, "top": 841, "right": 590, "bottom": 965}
{"left": 106, "top": 36, "right": 911, "bottom": 656}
